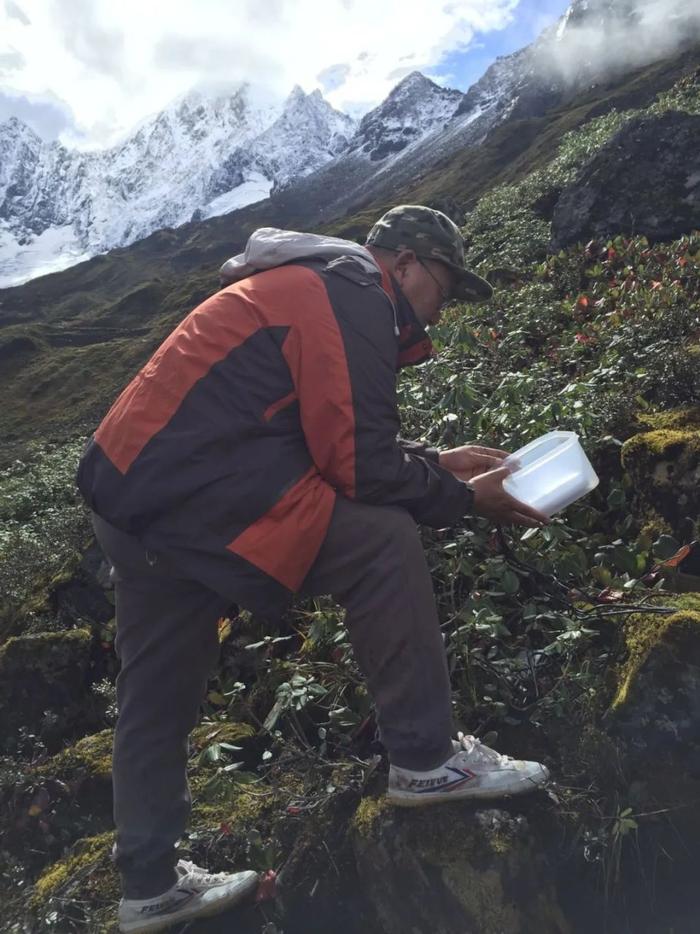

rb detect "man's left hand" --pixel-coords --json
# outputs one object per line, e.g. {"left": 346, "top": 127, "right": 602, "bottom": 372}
{"left": 438, "top": 444, "right": 510, "bottom": 482}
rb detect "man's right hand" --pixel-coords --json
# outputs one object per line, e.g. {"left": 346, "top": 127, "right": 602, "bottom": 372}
{"left": 469, "top": 466, "right": 551, "bottom": 528}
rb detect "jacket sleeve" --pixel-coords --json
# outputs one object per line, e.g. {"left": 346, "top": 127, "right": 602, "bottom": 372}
{"left": 398, "top": 438, "right": 441, "bottom": 463}
{"left": 281, "top": 267, "right": 474, "bottom": 528}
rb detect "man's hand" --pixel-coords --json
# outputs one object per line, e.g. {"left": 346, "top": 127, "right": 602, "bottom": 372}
{"left": 469, "top": 465, "right": 551, "bottom": 528}
{"left": 438, "top": 444, "right": 509, "bottom": 482}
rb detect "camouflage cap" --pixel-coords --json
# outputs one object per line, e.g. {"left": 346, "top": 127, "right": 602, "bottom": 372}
{"left": 365, "top": 204, "right": 493, "bottom": 303}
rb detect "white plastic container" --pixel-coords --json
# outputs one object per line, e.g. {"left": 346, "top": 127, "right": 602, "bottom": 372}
{"left": 502, "top": 431, "right": 599, "bottom": 517}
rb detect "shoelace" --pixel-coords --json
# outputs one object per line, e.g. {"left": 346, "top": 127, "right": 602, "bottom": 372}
{"left": 455, "top": 732, "right": 512, "bottom": 768}
{"left": 177, "top": 860, "right": 234, "bottom": 886}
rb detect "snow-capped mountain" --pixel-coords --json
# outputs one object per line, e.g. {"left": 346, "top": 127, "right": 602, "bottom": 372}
{"left": 271, "top": 70, "right": 467, "bottom": 222}
{"left": 273, "top": 0, "right": 700, "bottom": 225}
{"left": 345, "top": 71, "right": 463, "bottom": 162}
{"left": 201, "top": 86, "right": 355, "bottom": 221}
{"left": 2, "top": 0, "right": 698, "bottom": 289}
{"left": 0, "top": 83, "right": 355, "bottom": 287}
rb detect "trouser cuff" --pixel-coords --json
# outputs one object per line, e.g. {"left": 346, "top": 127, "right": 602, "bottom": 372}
{"left": 120, "top": 861, "right": 178, "bottom": 900}
{"left": 389, "top": 739, "right": 454, "bottom": 772}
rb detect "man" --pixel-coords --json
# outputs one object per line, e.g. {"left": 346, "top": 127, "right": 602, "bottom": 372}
{"left": 77, "top": 204, "right": 550, "bottom": 933}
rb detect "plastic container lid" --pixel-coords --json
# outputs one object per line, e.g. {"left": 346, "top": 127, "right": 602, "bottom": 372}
{"left": 502, "top": 430, "right": 599, "bottom": 517}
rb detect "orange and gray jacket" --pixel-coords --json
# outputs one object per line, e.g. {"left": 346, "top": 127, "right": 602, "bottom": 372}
{"left": 77, "top": 230, "right": 474, "bottom": 616}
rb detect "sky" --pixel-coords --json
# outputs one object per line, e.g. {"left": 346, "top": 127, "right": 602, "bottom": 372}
{"left": 0, "top": 0, "right": 571, "bottom": 150}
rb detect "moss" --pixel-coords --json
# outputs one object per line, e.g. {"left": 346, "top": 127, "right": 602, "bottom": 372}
{"left": 30, "top": 830, "right": 116, "bottom": 907}
{"left": 612, "top": 593, "right": 700, "bottom": 708}
{"left": 189, "top": 720, "right": 255, "bottom": 751}
{"left": 351, "top": 795, "right": 388, "bottom": 838}
{"left": 0, "top": 628, "right": 95, "bottom": 744}
{"left": 190, "top": 759, "right": 304, "bottom": 833}
{"left": 37, "top": 729, "right": 114, "bottom": 781}
{"left": 637, "top": 512, "right": 674, "bottom": 543}
{"left": 621, "top": 414, "right": 700, "bottom": 537}
{"left": 0, "top": 627, "right": 91, "bottom": 663}
{"left": 0, "top": 628, "right": 93, "bottom": 704}
{"left": 636, "top": 406, "right": 700, "bottom": 431}
{"left": 622, "top": 428, "right": 700, "bottom": 464}
{"left": 9, "top": 553, "right": 85, "bottom": 628}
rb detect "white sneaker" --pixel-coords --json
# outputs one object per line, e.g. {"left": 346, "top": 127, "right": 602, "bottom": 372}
{"left": 387, "top": 732, "right": 549, "bottom": 807}
{"left": 118, "top": 859, "right": 259, "bottom": 933}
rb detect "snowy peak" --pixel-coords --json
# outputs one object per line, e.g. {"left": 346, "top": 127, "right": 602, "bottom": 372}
{"left": 547, "top": 0, "right": 700, "bottom": 85}
{"left": 0, "top": 82, "right": 358, "bottom": 287}
{"left": 127, "top": 82, "right": 280, "bottom": 156}
{"left": 350, "top": 71, "right": 462, "bottom": 162}
{"left": 204, "top": 86, "right": 356, "bottom": 211}
{"left": 455, "top": 0, "right": 700, "bottom": 127}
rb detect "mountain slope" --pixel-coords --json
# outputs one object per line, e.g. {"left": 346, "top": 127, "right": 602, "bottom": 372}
{"left": 272, "top": 1, "right": 700, "bottom": 226}
{"left": 2, "top": 55, "right": 700, "bottom": 934}
{"left": 2, "top": 45, "right": 695, "bottom": 322}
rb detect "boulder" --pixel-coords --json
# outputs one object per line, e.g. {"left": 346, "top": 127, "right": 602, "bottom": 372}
{"left": 351, "top": 797, "right": 570, "bottom": 934}
{"left": 605, "top": 594, "right": 700, "bottom": 928}
{"left": 0, "top": 629, "right": 94, "bottom": 748}
{"left": 621, "top": 407, "right": 700, "bottom": 543}
{"left": 550, "top": 111, "right": 700, "bottom": 250}
{"left": 611, "top": 594, "right": 700, "bottom": 771}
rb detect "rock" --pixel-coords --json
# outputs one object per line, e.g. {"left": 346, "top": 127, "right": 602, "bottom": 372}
{"left": 351, "top": 797, "right": 570, "bottom": 934}
{"left": 611, "top": 594, "right": 700, "bottom": 776}
{"left": 621, "top": 407, "right": 700, "bottom": 542}
{"left": 605, "top": 594, "right": 700, "bottom": 925}
{"left": 52, "top": 540, "right": 115, "bottom": 627}
{"left": 0, "top": 629, "right": 94, "bottom": 748}
{"left": 550, "top": 111, "right": 700, "bottom": 250}
{"left": 29, "top": 831, "right": 118, "bottom": 929}
{"left": 37, "top": 729, "right": 113, "bottom": 780}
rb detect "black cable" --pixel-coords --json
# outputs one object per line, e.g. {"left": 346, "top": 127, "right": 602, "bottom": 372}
{"left": 494, "top": 525, "right": 679, "bottom": 619}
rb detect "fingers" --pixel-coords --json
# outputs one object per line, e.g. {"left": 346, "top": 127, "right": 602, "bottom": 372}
{"left": 472, "top": 453, "right": 506, "bottom": 471}
{"left": 482, "top": 465, "right": 513, "bottom": 481}
{"left": 472, "top": 446, "right": 509, "bottom": 460}
{"left": 508, "top": 511, "right": 546, "bottom": 527}
{"left": 505, "top": 494, "right": 551, "bottom": 526}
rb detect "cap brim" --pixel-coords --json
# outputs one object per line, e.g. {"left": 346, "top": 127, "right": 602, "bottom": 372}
{"left": 449, "top": 266, "right": 493, "bottom": 303}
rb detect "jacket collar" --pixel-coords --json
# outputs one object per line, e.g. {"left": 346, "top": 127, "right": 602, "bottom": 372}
{"left": 377, "top": 264, "right": 434, "bottom": 370}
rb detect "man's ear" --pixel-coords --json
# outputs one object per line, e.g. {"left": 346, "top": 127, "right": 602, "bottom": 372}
{"left": 393, "top": 249, "right": 416, "bottom": 278}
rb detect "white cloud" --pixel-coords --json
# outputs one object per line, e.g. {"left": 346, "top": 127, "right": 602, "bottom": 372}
{"left": 539, "top": 0, "right": 700, "bottom": 86}
{"left": 0, "top": 0, "right": 520, "bottom": 148}
{"left": 5, "top": 1, "right": 30, "bottom": 26}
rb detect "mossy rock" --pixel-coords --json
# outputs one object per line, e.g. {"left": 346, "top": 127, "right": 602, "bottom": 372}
{"left": 351, "top": 798, "right": 570, "bottom": 934}
{"left": 602, "top": 595, "right": 700, "bottom": 928}
{"left": 36, "top": 729, "right": 114, "bottom": 808}
{"left": 621, "top": 407, "right": 700, "bottom": 539}
{"left": 612, "top": 593, "right": 700, "bottom": 711}
{"left": 609, "top": 593, "right": 700, "bottom": 821}
{"left": 189, "top": 720, "right": 256, "bottom": 753}
{"left": 0, "top": 628, "right": 95, "bottom": 746}
{"left": 29, "top": 831, "right": 119, "bottom": 932}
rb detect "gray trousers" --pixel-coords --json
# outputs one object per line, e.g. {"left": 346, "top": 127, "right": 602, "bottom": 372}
{"left": 92, "top": 496, "right": 454, "bottom": 899}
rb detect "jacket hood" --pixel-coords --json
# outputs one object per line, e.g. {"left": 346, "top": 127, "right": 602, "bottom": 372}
{"left": 219, "top": 228, "right": 380, "bottom": 286}
{"left": 219, "top": 227, "right": 434, "bottom": 369}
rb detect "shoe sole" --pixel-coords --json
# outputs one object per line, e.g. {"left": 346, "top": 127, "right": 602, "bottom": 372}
{"left": 119, "top": 874, "right": 259, "bottom": 934}
{"left": 386, "top": 774, "right": 549, "bottom": 808}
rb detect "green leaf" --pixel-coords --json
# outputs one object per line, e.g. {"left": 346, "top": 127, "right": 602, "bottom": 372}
{"left": 198, "top": 743, "right": 221, "bottom": 766}
{"left": 652, "top": 534, "right": 680, "bottom": 560}
{"left": 607, "top": 487, "right": 626, "bottom": 509}
{"left": 500, "top": 569, "right": 520, "bottom": 595}
{"left": 613, "top": 544, "right": 639, "bottom": 575}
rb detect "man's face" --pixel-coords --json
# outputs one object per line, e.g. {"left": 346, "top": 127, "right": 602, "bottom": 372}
{"left": 391, "top": 250, "right": 456, "bottom": 327}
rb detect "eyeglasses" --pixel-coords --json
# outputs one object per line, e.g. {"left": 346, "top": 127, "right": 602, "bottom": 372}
{"left": 418, "top": 258, "right": 453, "bottom": 308}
